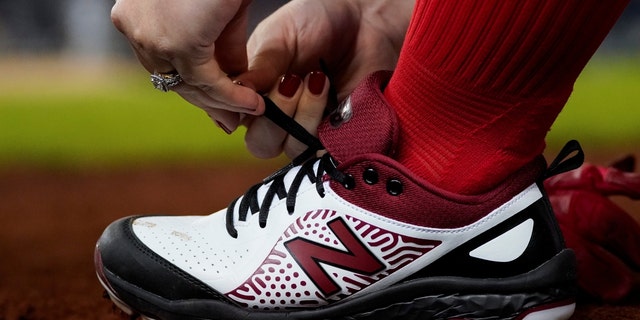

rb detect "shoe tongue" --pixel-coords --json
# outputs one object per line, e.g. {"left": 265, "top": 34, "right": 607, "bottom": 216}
{"left": 318, "top": 71, "right": 399, "bottom": 163}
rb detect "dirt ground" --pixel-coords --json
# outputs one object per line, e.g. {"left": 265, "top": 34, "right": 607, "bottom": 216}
{"left": 1, "top": 160, "right": 639, "bottom": 320}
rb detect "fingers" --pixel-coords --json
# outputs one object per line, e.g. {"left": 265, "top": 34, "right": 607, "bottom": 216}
{"left": 283, "top": 72, "right": 329, "bottom": 159}
{"left": 244, "top": 74, "right": 303, "bottom": 158}
{"left": 214, "top": 1, "right": 250, "bottom": 76}
{"left": 171, "top": 59, "right": 263, "bottom": 128}
{"left": 111, "top": 0, "right": 263, "bottom": 133}
{"left": 244, "top": 71, "right": 329, "bottom": 159}
{"left": 236, "top": 30, "right": 294, "bottom": 95}
{"left": 236, "top": 1, "right": 323, "bottom": 95}
{"left": 131, "top": 47, "right": 264, "bottom": 132}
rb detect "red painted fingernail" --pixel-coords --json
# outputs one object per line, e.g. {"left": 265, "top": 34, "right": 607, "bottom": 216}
{"left": 278, "top": 74, "right": 301, "bottom": 98}
{"left": 308, "top": 71, "right": 326, "bottom": 95}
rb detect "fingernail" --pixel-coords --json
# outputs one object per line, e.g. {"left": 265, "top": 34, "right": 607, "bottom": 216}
{"left": 215, "top": 120, "right": 233, "bottom": 135}
{"left": 308, "top": 71, "right": 326, "bottom": 95}
{"left": 278, "top": 74, "right": 301, "bottom": 98}
{"left": 232, "top": 79, "right": 259, "bottom": 112}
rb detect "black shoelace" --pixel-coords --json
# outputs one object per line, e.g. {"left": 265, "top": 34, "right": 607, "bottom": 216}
{"left": 225, "top": 97, "right": 352, "bottom": 238}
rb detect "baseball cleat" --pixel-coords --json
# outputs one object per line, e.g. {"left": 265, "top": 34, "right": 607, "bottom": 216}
{"left": 95, "top": 71, "right": 579, "bottom": 320}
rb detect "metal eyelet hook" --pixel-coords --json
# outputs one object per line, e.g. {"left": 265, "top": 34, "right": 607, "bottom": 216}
{"left": 330, "top": 96, "right": 353, "bottom": 128}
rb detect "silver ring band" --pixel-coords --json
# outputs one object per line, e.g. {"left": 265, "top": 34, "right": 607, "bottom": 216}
{"left": 151, "top": 72, "right": 183, "bottom": 92}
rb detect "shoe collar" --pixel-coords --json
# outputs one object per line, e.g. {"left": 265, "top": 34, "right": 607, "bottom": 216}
{"left": 318, "top": 71, "right": 399, "bottom": 164}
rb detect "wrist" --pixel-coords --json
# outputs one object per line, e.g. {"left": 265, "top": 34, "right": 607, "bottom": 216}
{"left": 351, "top": 0, "right": 414, "bottom": 52}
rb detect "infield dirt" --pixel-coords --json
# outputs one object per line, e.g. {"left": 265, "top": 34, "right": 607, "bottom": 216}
{"left": 1, "top": 160, "right": 639, "bottom": 319}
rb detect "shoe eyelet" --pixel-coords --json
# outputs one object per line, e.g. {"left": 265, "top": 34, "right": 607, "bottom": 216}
{"left": 343, "top": 174, "right": 356, "bottom": 190}
{"left": 386, "top": 179, "right": 403, "bottom": 196}
{"left": 362, "top": 168, "right": 378, "bottom": 185}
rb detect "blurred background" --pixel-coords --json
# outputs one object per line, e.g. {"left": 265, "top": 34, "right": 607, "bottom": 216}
{"left": 0, "top": 2, "right": 638, "bottom": 319}
{"left": 0, "top": 0, "right": 291, "bottom": 59}
{"left": 0, "top": 0, "right": 291, "bottom": 169}
{"left": 0, "top": 0, "right": 639, "bottom": 168}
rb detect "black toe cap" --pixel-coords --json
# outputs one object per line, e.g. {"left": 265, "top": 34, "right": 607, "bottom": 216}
{"left": 95, "top": 216, "right": 225, "bottom": 301}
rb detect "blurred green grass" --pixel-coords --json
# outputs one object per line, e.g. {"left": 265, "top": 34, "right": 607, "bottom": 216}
{"left": 548, "top": 55, "right": 640, "bottom": 156}
{"left": 0, "top": 56, "right": 638, "bottom": 168}
{"left": 0, "top": 58, "right": 257, "bottom": 168}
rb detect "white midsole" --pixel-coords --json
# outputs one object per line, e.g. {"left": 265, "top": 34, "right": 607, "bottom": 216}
{"left": 522, "top": 303, "right": 575, "bottom": 320}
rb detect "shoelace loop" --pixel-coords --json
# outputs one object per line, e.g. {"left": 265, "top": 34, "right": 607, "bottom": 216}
{"left": 226, "top": 153, "right": 353, "bottom": 238}
{"left": 225, "top": 97, "right": 351, "bottom": 238}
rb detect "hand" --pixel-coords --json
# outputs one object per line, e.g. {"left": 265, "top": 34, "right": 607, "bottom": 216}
{"left": 110, "top": 0, "right": 264, "bottom": 133}
{"left": 243, "top": 71, "right": 330, "bottom": 159}
{"left": 237, "top": 0, "right": 414, "bottom": 158}
{"left": 545, "top": 156, "right": 640, "bottom": 302}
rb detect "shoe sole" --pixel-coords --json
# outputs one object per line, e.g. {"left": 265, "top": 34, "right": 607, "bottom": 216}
{"left": 95, "top": 248, "right": 576, "bottom": 320}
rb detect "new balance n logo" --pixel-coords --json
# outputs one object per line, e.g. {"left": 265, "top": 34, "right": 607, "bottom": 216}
{"left": 284, "top": 217, "right": 385, "bottom": 296}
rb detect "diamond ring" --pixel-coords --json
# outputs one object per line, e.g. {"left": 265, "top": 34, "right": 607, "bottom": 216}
{"left": 150, "top": 72, "right": 183, "bottom": 92}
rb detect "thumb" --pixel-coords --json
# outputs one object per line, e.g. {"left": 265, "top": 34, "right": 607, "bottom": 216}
{"left": 214, "top": 2, "right": 250, "bottom": 76}
{"left": 236, "top": 45, "right": 293, "bottom": 95}
{"left": 234, "top": 9, "right": 297, "bottom": 95}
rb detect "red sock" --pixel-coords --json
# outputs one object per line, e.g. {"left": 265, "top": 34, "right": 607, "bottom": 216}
{"left": 384, "top": 0, "right": 629, "bottom": 195}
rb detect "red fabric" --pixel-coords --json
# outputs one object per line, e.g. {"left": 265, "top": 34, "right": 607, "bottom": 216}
{"left": 319, "top": 72, "right": 543, "bottom": 229}
{"left": 318, "top": 71, "right": 399, "bottom": 162}
{"left": 545, "top": 157, "right": 640, "bottom": 302}
{"left": 329, "top": 153, "right": 544, "bottom": 229}
{"left": 385, "top": 0, "right": 629, "bottom": 195}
